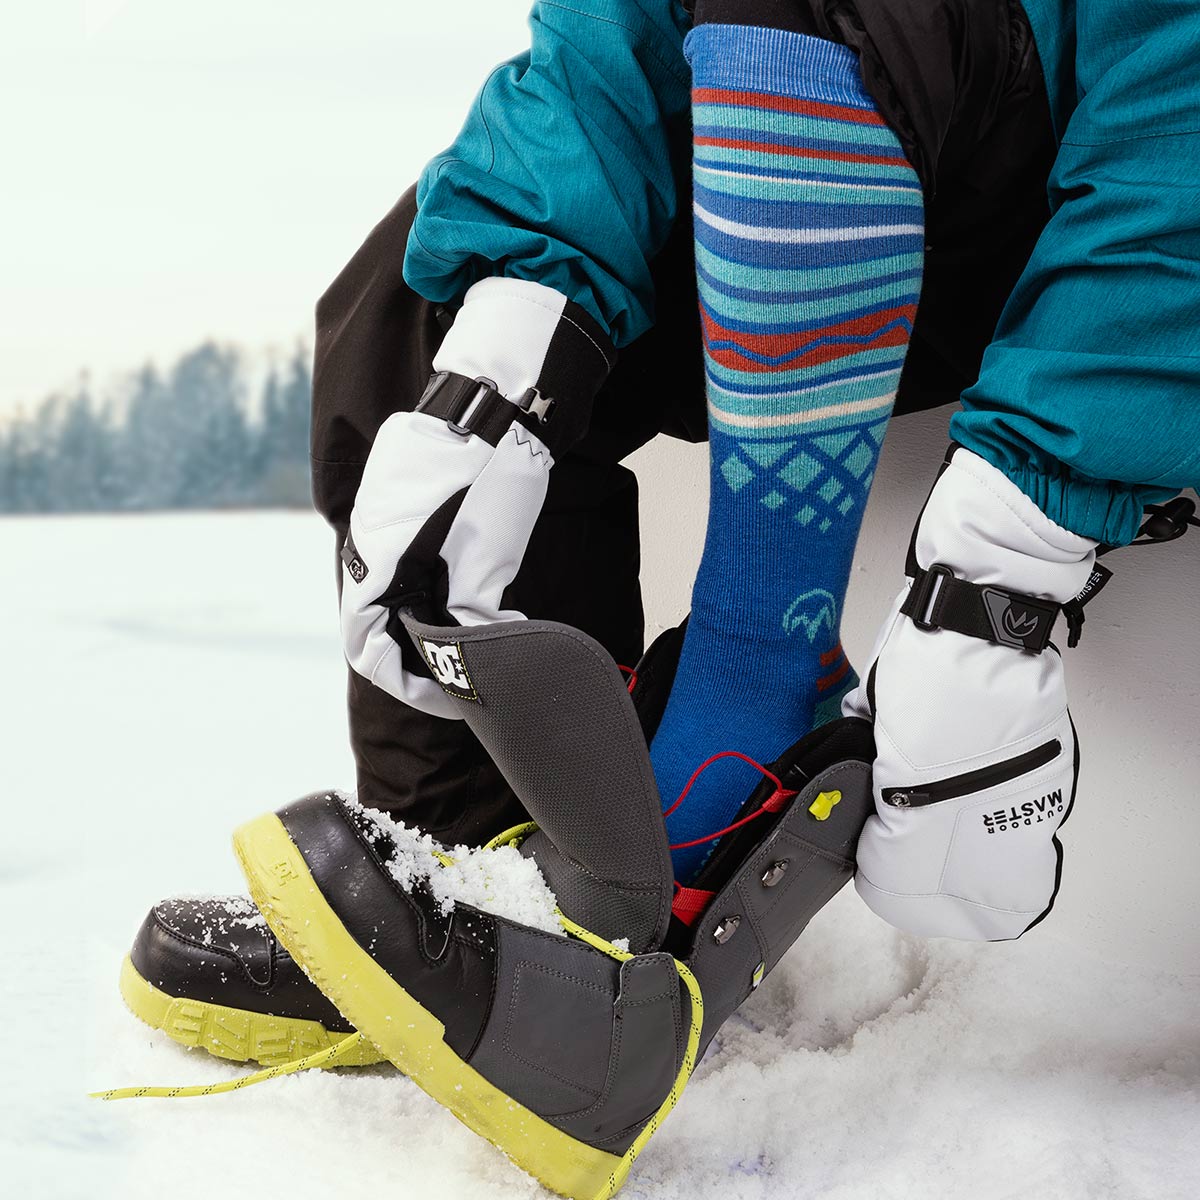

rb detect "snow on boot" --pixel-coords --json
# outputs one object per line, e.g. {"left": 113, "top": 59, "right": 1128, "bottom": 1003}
{"left": 123, "top": 892, "right": 382, "bottom": 1067}
{"left": 232, "top": 614, "right": 874, "bottom": 1199}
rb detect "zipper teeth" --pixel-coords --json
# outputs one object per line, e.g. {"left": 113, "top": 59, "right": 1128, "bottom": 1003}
{"left": 882, "top": 739, "right": 1062, "bottom": 808}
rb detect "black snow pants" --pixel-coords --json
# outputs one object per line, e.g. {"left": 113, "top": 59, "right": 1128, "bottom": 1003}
{"left": 311, "top": 0, "right": 1058, "bottom": 845}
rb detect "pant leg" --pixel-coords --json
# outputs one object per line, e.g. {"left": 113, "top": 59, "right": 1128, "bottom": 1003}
{"left": 311, "top": 185, "right": 704, "bottom": 844}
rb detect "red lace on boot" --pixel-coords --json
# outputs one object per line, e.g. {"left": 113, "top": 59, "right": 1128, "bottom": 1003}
{"left": 663, "top": 751, "right": 798, "bottom": 926}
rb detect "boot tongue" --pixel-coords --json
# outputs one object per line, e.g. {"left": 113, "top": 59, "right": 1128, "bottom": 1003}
{"left": 401, "top": 613, "right": 674, "bottom": 953}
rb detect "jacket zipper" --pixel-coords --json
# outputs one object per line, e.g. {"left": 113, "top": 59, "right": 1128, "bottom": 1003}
{"left": 881, "top": 739, "right": 1062, "bottom": 808}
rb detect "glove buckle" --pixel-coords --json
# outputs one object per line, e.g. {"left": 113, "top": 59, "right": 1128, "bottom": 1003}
{"left": 908, "top": 563, "right": 954, "bottom": 631}
{"left": 416, "top": 372, "right": 521, "bottom": 446}
{"left": 448, "top": 378, "right": 499, "bottom": 437}
{"left": 516, "top": 386, "right": 556, "bottom": 425}
{"left": 902, "top": 563, "right": 1061, "bottom": 653}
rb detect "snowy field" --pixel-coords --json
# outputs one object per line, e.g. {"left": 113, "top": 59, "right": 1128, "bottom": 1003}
{"left": 3, "top": 503, "right": 1198, "bottom": 1200}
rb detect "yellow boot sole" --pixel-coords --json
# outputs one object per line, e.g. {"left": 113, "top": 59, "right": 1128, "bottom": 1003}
{"left": 119, "top": 954, "right": 383, "bottom": 1068}
{"left": 233, "top": 811, "right": 630, "bottom": 1200}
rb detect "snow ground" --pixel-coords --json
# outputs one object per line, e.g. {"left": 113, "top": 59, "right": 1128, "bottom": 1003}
{"left": 2, "top": 511, "right": 1197, "bottom": 1200}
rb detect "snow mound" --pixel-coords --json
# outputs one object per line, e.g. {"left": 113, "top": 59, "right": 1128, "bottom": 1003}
{"left": 4, "top": 512, "right": 1192, "bottom": 1200}
{"left": 343, "top": 795, "right": 564, "bottom": 937}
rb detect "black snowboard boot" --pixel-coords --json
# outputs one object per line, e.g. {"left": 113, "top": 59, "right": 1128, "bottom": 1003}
{"left": 122, "top": 894, "right": 382, "bottom": 1067}
{"left": 233, "top": 614, "right": 873, "bottom": 1198}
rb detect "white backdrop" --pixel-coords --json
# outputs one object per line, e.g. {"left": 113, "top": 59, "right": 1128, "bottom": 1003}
{"left": 628, "top": 405, "right": 1200, "bottom": 975}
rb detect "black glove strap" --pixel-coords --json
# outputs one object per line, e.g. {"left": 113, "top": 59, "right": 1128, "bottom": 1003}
{"left": 415, "top": 370, "right": 559, "bottom": 452}
{"left": 900, "top": 564, "right": 1063, "bottom": 653}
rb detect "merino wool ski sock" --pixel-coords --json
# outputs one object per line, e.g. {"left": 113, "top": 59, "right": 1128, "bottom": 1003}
{"left": 653, "top": 23, "right": 925, "bottom": 880}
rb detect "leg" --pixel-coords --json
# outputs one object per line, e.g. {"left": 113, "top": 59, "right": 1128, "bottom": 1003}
{"left": 652, "top": 6, "right": 927, "bottom": 878}
{"left": 653, "top": 0, "right": 1057, "bottom": 879}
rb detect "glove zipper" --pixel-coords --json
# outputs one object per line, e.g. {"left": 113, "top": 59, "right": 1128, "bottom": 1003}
{"left": 881, "top": 739, "right": 1062, "bottom": 808}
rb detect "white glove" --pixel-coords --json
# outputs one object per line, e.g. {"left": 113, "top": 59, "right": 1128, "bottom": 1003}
{"left": 844, "top": 447, "right": 1097, "bottom": 940}
{"left": 340, "top": 277, "right": 613, "bottom": 717}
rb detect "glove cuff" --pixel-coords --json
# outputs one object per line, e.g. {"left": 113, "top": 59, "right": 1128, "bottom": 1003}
{"left": 431, "top": 277, "right": 615, "bottom": 458}
{"left": 914, "top": 446, "right": 1097, "bottom": 604}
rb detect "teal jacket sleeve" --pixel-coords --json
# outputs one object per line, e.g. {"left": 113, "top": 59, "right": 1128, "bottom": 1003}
{"left": 402, "top": 1, "right": 692, "bottom": 350}
{"left": 951, "top": 1, "right": 1200, "bottom": 546}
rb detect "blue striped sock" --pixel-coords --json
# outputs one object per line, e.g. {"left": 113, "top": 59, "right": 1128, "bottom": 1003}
{"left": 652, "top": 23, "right": 925, "bottom": 880}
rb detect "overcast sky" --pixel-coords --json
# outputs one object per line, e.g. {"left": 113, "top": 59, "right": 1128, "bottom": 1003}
{"left": 0, "top": 0, "right": 534, "bottom": 416}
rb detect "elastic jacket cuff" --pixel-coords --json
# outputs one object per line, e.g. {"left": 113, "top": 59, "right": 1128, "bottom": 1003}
{"left": 948, "top": 429, "right": 1177, "bottom": 547}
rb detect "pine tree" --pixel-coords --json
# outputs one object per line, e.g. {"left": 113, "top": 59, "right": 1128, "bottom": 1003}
{"left": 258, "top": 345, "right": 312, "bottom": 506}
{"left": 1, "top": 339, "right": 314, "bottom": 513}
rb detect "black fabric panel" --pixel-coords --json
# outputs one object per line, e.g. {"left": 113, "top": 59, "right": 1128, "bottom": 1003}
{"left": 377, "top": 487, "right": 467, "bottom": 627}
{"left": 898, "top": 3, "right": 1057, "bottom": 411}
{"left": 527, "top": 295, "right": 616, "bottom": 460}
{"left": 694, "top": 0, "right": 821, "bottom": 37}
{"left": 277, "top": 792, "right": 497, "bottom": 1060}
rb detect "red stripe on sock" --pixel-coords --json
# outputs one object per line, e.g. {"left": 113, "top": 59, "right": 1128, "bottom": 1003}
{"left": 693, "top": 88, "right": 886, "bottom": 127}
{"left": 819, "top": 642, "right": 844, "bottom": 667}
{"left": 817, "top": 657, "right": 852, "bottom": 693}
{"left": 694, "top": 135, "right": 906, "bottom": 168}
{"left": 702, "top": 305, "right": 917, "bottom": 373}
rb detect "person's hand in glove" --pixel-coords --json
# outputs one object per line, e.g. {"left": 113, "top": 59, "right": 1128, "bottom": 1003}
{"left": 340, "top": 276, "right": 614, "bottom": 718}
{"left": 844, "top": 446, "right": 1098, "bottom": 940}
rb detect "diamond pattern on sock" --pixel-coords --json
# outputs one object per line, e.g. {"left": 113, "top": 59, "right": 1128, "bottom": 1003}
{"left": 721, "top": 416, "right": 890, "bottom": 533}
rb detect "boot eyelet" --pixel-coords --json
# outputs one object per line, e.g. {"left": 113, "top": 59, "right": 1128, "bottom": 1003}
{"left": 713, "top": 916, "right": 741, "bottom": 945}
{"left": 760, "top": 860, "right": 789, "bottom": 888}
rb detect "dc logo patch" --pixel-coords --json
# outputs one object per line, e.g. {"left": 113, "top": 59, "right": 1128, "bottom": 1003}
{"left": 419, "top": 637, "right": 479, "bottom": 702}
{"left": 340, "top": 536, "right": 369, "bottom": 584}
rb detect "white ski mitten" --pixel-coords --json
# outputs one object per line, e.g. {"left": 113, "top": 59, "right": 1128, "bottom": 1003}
{"left": 340, "top": 276, "right": 614, "bottom": 717}
{"left": 844, "top": 447, "right": 1098, "bottom": 940}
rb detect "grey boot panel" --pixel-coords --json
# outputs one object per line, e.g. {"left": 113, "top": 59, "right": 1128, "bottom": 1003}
{"left": 468, "top": 917, "right": 686, "bottom": 1155}
{"left": 685, "top": 759, "right": 873, "bottom": 1056}
{"left": 523, "top": 831, "right": 670, "bottom": 957}
{"left": 402, "top": 616, "right": 674, "bottom": 951}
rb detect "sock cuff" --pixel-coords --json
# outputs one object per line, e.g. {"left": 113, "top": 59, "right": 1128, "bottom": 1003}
{"left": 684, "top": 23, "right": 873, "bottom": 109}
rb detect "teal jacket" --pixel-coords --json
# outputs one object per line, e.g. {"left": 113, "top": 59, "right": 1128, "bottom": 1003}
{"left": 403, "top": 0, "right": 1199, "bottom": 545}
{"left": 404, "top": 0, "right": 693, "bottom": 349}
{"left": 951, "top": 0, "right": 1200, "bottom": 544}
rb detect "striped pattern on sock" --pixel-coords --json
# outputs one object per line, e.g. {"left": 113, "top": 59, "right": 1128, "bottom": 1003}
{"left": 691, "top": 25, "right": 923, "bottom": 532}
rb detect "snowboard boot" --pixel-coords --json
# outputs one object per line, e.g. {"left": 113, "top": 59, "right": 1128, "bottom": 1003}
{"left": 122, "top": 894, "right": 384, "bottom": 1067}
{"left": 116, "top": 624, "right": 687, "bottom": 1069}
{"left": 233, "top": 613, "right": 874, "bottom": 1198}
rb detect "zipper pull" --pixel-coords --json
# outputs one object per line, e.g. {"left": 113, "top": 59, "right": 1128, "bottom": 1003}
{"left": 884, "top": 789, "right": 930, "bottom": 808}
